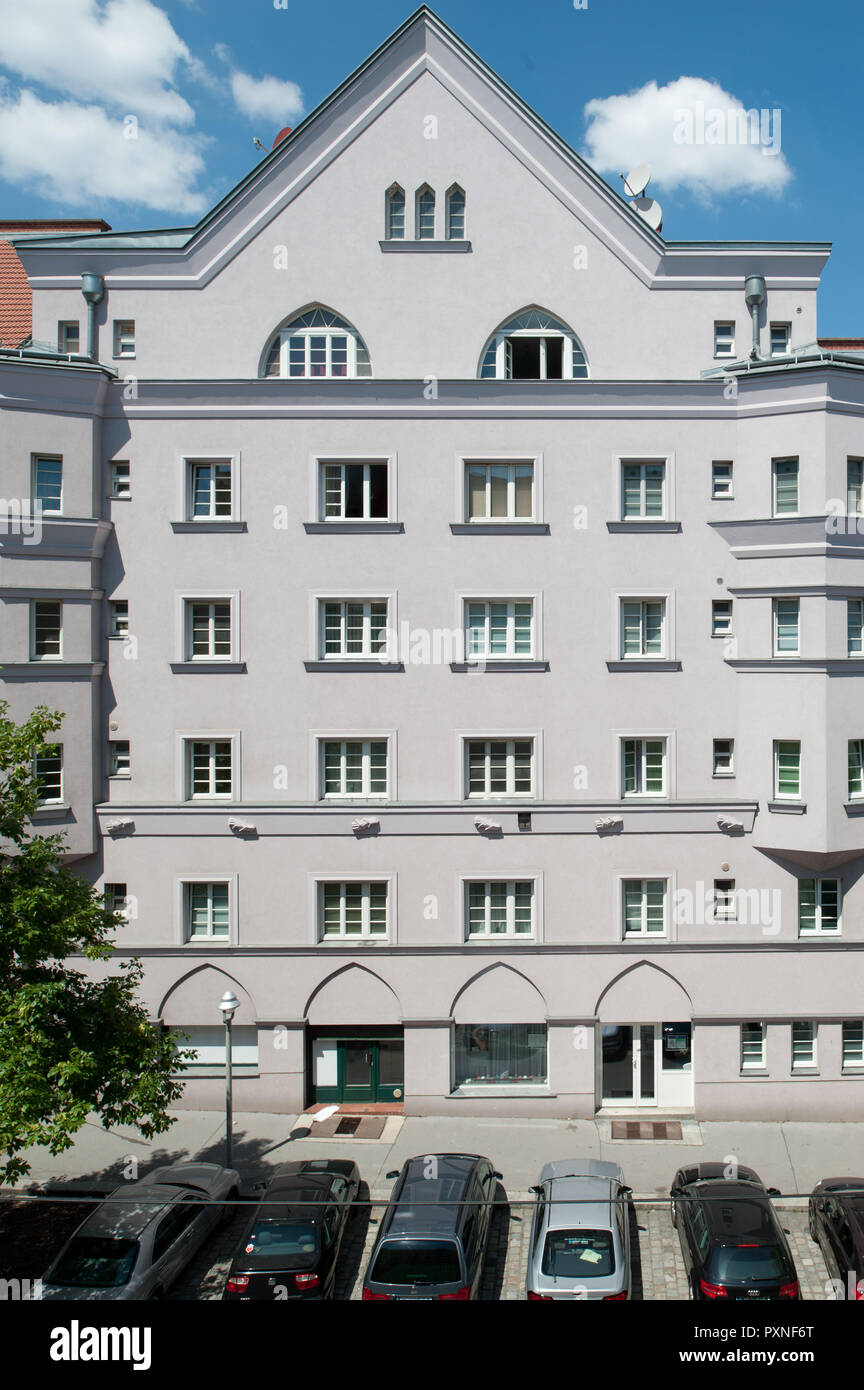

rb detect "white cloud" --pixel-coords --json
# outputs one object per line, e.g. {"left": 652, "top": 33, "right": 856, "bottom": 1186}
{"left": 0, "top": 0, "right": 198, "bottom": 124}
{"left": 583, "top": 76, "right": 792, "bottom": 200}
{"left": 228, "top": 71, "right": 304, "bottom": 128}
{"left": 0, "top": 89, "right": 209, "bottom": 214}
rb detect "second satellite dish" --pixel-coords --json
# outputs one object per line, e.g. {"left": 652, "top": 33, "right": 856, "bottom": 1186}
{"left": 623, "top": 163, "right": 651, "bottom": 198}
{"left": 630, "top": 195, "right": 663, "bottom": 233}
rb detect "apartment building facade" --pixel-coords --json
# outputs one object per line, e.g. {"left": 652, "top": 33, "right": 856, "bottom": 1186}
{"left": 1, "top": 8, "right": 863, "bottom": 1119}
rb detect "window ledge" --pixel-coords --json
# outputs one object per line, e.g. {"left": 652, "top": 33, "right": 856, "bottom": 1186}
{"left": 449, "top": 1085, "right": 551, "bottom": 1097}
{"left": 844, "top": 800, "right": 864, "bottom": 815}
{"left": 304, "top": 660, "right": 404, "bottom": 673}
{"left": 798, "top": 932, "right": 841, "bottom": 940}
{"left": 450, "top": 660, "right": 549, "bottom": 672}
{"left": 170, "top": 661, "right": 247, "bottom": 674}
{"left": 379, "top": 239, "right": 472, "bottom": 253}
{"left": 607, "top": 660, "right": 682, "bottom": 672}
{"left": 767, "top": 800, "right": 807, "bottom": 814}
{"left": 606, "top": 520, "right": 681, "bottom": 533}
{"left": 32, "top": 803, "right": 70, "bottom": 817}
{"left": 171, "top": 521, "right": 247, "bottom": 533}
{"left": 712, "top": 773, "right": 736, "bottom": 779}
{"left": 449, "top": 522, "right": 549, "bottom": 536}
{"left": 108, "top": 634, "right": 131, "bottom": 642}
{"left": 791, "top": 1069, "right": 820, "bottom": 1076}
{"left": 739, "top": 1069, "right": 769, "bottom": 1078}
{"left": 303, "top": 521, "right": 404, "bottom": 534}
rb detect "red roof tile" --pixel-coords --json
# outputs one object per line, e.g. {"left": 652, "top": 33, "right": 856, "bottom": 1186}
{"left": 0, "top": 219, "right": 110, "bottom": 349}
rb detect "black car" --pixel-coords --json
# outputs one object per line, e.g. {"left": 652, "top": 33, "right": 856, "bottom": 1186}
{"left": 223, "top": 1159, "right": 360, "bottom": 1301}
{"left": 808, "top": 1177, "right": 864, "bottom": 1299}
{"left": 362, "top": 1153, "right": 501, "bottom": 1301}
{"left": 670, "top": 1163, "right": 799, "bottom": 1301}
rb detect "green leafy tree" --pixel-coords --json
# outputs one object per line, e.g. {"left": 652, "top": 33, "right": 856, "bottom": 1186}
{"left": 0, "top": 701, "right": 188, "bottom": 1183}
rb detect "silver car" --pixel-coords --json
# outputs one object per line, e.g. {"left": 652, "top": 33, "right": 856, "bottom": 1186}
{"left": 526, "top": 1159, "right": 632, "bottom": 1301}
{"left": 40, "top": 1161, "right": 241, "bottom": 1301}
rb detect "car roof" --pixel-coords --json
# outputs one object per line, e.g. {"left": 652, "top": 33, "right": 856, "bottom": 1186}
{"left": 139, "top": 1162, "right": 222, "bottom": 1193}
{"left": 270, "top": 1159, "right": 357, "bottom": 1182}
{"left": 695, "top": 1190, "right": 779, "bottom": 1242}
{"left": 383, "top": 1155, "right": 488, "bottom": 1237}
{"left": 72, "top": 1184, "right": 187, "bottom": 1240}
{"left": 544, "top": 1195, "right": 618, "bottom": 1232}
{"left": 540, "top": 1159, "right": 625, "bottom": 1185}
{"left": 678, "top": 1163, "right": 764, "bottom": 1188}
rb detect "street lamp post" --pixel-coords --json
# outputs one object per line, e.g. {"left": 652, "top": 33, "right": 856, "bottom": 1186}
{"left": 218, "top": 990, "right": 240, "bottom": 1169}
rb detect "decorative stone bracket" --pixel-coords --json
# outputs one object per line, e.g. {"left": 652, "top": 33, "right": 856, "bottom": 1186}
{"left": 352, "top": 816, "right": 380, "bottom": 835}
{"left": 228, "top": 818, "right": 257, "bottom": 837}
{"left": 105, "top": 818, "right": 135, "bottom": 836}
{"left": 474, "top": 816, "right": 503, "bottom": 835}
{"left": 594, "top": 815, "right": 623, "bottom": 834}
{"left": 716, "top": 814, "right": 745, "bottom": 834}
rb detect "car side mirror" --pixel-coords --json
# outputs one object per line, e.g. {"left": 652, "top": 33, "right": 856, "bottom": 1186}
{"left": 492, "top": 1171, "right": 503, "bottom": 1180}
{"left": 816, "top": 1198, "right": 826, "bottom": 1212}
{"left": 385, "top": 1170, "right": 399, "bottom": 1180}
{"left": 620, "top": 1185, "right": 632, "bottom": 1196}
{"left": 767, "top": 1187, "right": 781, "bottom": 1198}
{"left": 669, "top": 1186, "right": 681, "bottom": 1198}
{"left": 528, "top": 1185, "right": 543, "bottom": 1195}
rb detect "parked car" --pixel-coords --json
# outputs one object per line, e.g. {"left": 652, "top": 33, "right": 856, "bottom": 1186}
{"left": 808, "top": 1177, "right": 864, "bottom": 1299}
{"left": 40, "top": 1162, "right": 240, "bottom": 1301}
{"left": 526, "top": 1159, "right": 632, "bottom": 1300}
{"left": 670, "top": 1162, "right": 799, "bottom": 1301}
{"left": 223, "top": 1159, "right": 360, "bottom": 1301}
{"left": 362, "top": 1153, "right": 501, "bottom": 1300}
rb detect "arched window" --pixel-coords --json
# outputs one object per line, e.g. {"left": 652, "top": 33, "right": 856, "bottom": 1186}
{"left": 479, "top": 308, "right": 589, "bottom": 380}
{"left": 446, "top": 184, "right": 466, "bottom": 240}
{"left": 416, "top": 184, "right": 435, "bottom": 240}
{"left": 385, "top": 184, "right": 405, "bottom": 240}
{"left": 262, "top": 307, "right": 372, "bottom": 379}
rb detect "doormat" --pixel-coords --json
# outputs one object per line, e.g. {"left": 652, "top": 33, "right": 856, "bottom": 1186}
{"left": 309, "top": 1114, "right": 387, "bottom": 1139}
{"left": 610, "top": 1120, "right": 683, "bottom": 1141}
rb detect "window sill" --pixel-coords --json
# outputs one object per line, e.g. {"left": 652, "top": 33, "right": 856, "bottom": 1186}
{"left": 450, "top": 1085, "right": 552, "bottom": 1097}
{"left": 304, "top": 660, "right": 404, "bottom": 673}
{"left": 108, "top": 634, "right": 131, "bottom": 642}
{"left": 767, "top": 800, "right": 806, "bottom": 814}
{"left": 449, "top": 522, "right": 549, "bottom": 536}
{"left": 791, "top": 1069, "right": 819, "bottom": 1076}
{"left": 303, "top": 521, "right": 404, "bottom": 534}
{"left": 183, "top": 939, "right": 232, "bottom": 947}
{"left": 606, "top": 520, "right": 682, "bottom": 533}
{"left": 317, "top": 938, "right": 391, "bottom": 946}
{"left": 174, "top": 1068, "right": 259, "bottom": 1079}
{"left": 710, "top": 633, "right": 734, "bottom": 640}
{"left": 607, "top": 660, "right": 682, "bottom": 672}
{"left": 712, "top": 772, "right": 736, "bottom": 779}
{"left": 623, "top": 934, "right": 668, "bottom": 942}
{"left": 798, "top": 932, "right": 841, "bottom": 940}
{"left": 739, "top": 1069, "right": 769, "bottom": 1078}
{"left": 844, "top": 800, "right": 864, "bottom": 816}
{"left": 170, "top": 661, "right": 247, "bottom": 674}
{"left": 379, "top": 239, "right": 472, "bottom": 253}
{"left": 467, "top": 937, "right": 537, "bottom": 945}
{"left": 171, "top": 521, "right": 247, "bottom": 533}
{"left": 108, "top": 494, "right": 132, "bottom": 501}
{"left": 32, "top": 803, "right": 70, "bottom": 816}
{"left": 450, "top": 660, "right": 549, "bottom": 672}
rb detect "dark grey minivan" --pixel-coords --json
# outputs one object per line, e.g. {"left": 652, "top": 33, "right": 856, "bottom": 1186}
{"left": 362, "top": 1153, "right": 501, "bottom": 1300}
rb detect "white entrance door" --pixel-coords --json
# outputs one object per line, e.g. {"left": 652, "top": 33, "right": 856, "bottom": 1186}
{"left": 600, "top": 1022, "right": 694, "bottom": 1110}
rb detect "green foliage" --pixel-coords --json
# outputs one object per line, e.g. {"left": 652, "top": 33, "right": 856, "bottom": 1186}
{"left": 0, "top": 701, "right": 188, "bottom": 1184}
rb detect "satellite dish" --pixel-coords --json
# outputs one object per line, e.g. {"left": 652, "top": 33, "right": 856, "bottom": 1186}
{"left": 623, "top": 163, "right": 651, "bottom": 198}
{"left": 630, "top": 196, "right": 663, "bottom": 233}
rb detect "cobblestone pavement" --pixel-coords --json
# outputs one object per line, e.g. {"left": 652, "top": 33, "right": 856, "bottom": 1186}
{"left": 171, "top": 1191, "right": 831, "bottom": 1301}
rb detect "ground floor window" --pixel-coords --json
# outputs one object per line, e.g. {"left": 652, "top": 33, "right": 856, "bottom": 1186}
{"left": 171, "top": 1024, "right": 258, "bottom": 1075}
{"left": 454, "top": 1023, "right": 547, "bottom": 1086}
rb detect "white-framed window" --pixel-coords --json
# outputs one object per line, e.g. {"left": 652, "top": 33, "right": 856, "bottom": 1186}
{"left": 446, "top": 184, "right": 466, "bottom": 239}
{"left": 772, "top": 458, "right": 799, "bottom": 516}
{"left": 321, "top": 739, "right": 388, "bottom": 798}
{"left": 713, "top": 738, "right": 734, "bottom": 776}
{"left": 184, "top": 881, "right": 230, "bottom": 940}
{"left": 34, "top": 745, "right": 63, "bottom": 803}
{"left": 465, "top": 460, "right": 534, "bottom": 522}
{"left": 263, "top": 308, "right": 371, "bottom": 379}
{"left": 849, "top": 740, "right": 864, "bottom": 799}
{"left": 770, "top": 323, "right": 791, "bottom": 356}
{"left": 774, "top": 740, "right": 801, "bottom": 798}
{"left": 479, "top": 309, "right": 589, "bottom": 380}
{"left": 31, "top": 600, "right": 62, "bottom": 659}
{"left": 847, "top": 599, "right": 863, "bottom": 656}
{"left": 319, "top": 880, "right": 389, "bottom": 939}
{"left": 621, "top": 460, "right": 665, "bottom": 519}
{"left": 842, "top": 1021, "right": 864, "bottom": 1071}
{"left": 174, "top": 1024, "right": 257, "bottom": 1075}
{"left": 185, "top": 600, "right": 232, "bottom": 660}
{"left": 103, "top": 882, "right": 128, "bottom": 917}
{"left": 385, "top": 184, "right": 405, "bottom": 240}
{"left": 186, "top": 740, "right": 233, "bottom": 799}
{"left": 465, "top": 880, "right": 534, "bottom": 938}
{"left": 113, "top": 320, "right": 136, "bottom": 357}
{"left": 465, "top": 600, "right": 533, "bottom": 659}
{"left": 711, "top": 460, "right": 733, "bottom": 498}
{"left": 58, "top": 321, "right": 80, "bottom": 354}
{"left": 741, "top": 1021, "right": 765, "bottom": 1070}
{"left": 187, "top": 460, "right": 233, "bottom": 520}
{"left": 773, "top": 598, "right": 800, "bottom": 655}
{"left": 321, "top": 460, "right": 389, "bottom": 520}
{"left": 110, "top": 460, "right": 131, "bottom": 498}
{"left": 320, "top": 599, "right": 389, "bottom": 659}
{"left": 713, "top": 878, "right": 736, "bottom": 920}
{"left": 798, "top": 878, "right": 840, "bottom": 935}
{"left": 622, "top": 879, "right": 666, "bottom": 936}
{"left": 415, "top": 184, "right": 435, "bottom": 239}
{"left": 712, "top": 600, "right": 733, "bottom": 636}
{"left": 792, "top": 1021, "right": 817, "bottom": 1070}
{"left": 109, "top": 600, "right": 128, "bottom": 638}
{"left": 714, "top": 322, "right": 735, "bottom": 358}
{"left": 32, "top": 455, "right": 62, "bottom": 514}
{"left": 620, "top": 599, "right": 665, "bottom": 657}
{"left": 621, "top": 738, "right": 666, "bottom": 796}
{"left": 848, "top": 458, "right": 864, "bottom": 516}
{"left": 465, "top": 739, "right": 534, "bottom": 798}
{"left": 109, "top": 740, "right": 130, "bottom": 777}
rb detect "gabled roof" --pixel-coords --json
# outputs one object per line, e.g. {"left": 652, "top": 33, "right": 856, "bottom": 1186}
{"left": 11, "top": 7, "right": 829, "bottom": 293}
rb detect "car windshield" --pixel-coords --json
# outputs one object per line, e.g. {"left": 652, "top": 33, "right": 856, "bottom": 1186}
{"left": 542, "top": 1229, "right": 615, "bottom": 1278}
{"left": 370, "top": 1240, "right": 461, "bottom": 1286}
{"left": 246, "top": 1220, "right": 319, "bottom": 1257}
{"left": 710, "top": 1245, "right": 787, "bottom": 1282}
{"left": 48, "top": 1236, "right": 139, "bottom": 1288}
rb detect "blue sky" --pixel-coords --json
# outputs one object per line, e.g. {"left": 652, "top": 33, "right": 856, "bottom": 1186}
{"left": 1, "top": 0, "right": 861, "bottom": 332}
